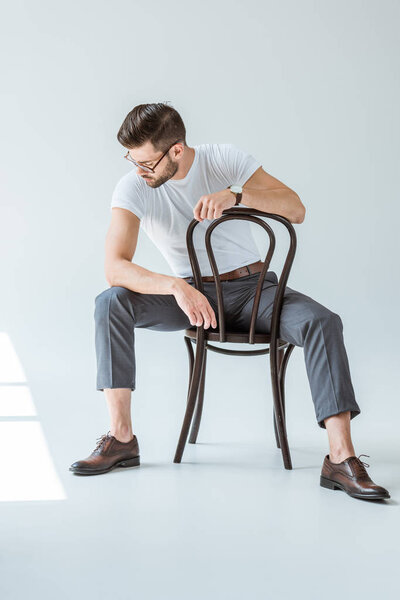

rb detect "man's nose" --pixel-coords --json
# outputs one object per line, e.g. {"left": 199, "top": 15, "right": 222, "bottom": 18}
{"left": 137, "top": 167, "right": 153, "bottom": 177}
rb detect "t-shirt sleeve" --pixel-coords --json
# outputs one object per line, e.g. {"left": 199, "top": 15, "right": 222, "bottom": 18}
{"left": 218, "top": 143, "right": 262, "bottom": 187}
{"left": 110, "top": 173, "right": 146, "bottom": 220}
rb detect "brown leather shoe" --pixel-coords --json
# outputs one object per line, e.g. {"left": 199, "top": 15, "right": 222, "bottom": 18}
{"left": 69, "top": 431, "right": 140, "bottom": 475}
{"left": 320, "top": 454, "right": 390, "bottom": 500}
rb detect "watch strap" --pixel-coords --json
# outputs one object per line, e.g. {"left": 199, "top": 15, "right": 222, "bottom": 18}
{"left": 227, "top": 186, "right": 242, "bottom": 206}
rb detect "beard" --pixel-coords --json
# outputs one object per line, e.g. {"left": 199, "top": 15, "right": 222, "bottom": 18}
{"left": 142, "top": 156, "right": 179, "bottom": 188}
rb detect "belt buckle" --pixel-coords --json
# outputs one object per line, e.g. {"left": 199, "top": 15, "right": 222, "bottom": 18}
{"left": 236, "top": 264, "right": 252, "bottom": 280}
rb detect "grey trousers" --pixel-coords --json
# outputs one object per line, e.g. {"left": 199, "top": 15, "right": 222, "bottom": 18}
{"left": 94, "top": 271, "right": 361, "bottom": 429}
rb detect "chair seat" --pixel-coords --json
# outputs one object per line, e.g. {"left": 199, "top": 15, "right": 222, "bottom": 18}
{"left": 184, "top": 327, "right": 287, "bottom": 345}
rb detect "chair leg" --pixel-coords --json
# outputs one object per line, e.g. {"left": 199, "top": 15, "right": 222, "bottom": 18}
{"left": 174, "top": 330, "right": 206, "bottom": 463}
{"left": 184, "top": 336, "right": 195, "bottom": 406}
{"left": 189, "top": 348, "right": 207, "bottom": 443}
{"left": 273, "top": 408, "right": 281, "bottom": 449}
{"left": 273, "top": 348, "right": 285, "bottom": 449}
{"left": 279, "top": 343, "right": 295, "bottom": 414}
{"left": 273, "top": 344, "right": 295, "bottom": 448}
{"left": 270, "top": 342, "right": 293, "bottom": 469}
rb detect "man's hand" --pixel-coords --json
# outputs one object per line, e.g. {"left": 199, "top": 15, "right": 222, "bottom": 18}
{"left": 193, "top": 189, "right": 236, "bottom": 222}
{"left": 172, "top": 280, "right": 217, "bottom": 329}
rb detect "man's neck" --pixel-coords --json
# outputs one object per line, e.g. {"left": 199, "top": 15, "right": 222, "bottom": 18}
{"left": 170, "top": 146, "right": 195, "bottom": 180}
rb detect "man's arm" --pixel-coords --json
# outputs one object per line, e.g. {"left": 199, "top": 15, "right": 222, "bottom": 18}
{"left": 104, "top": 207, "right": 217, "bottom": 328}
{"left": 193, "top": 167, "right": 306, "bottom": 224}
{"left": 105, "top": 207, "right": 180, "bottom": 294}
{"left": 240, "top": 166, "right": 306, "bottom": 224}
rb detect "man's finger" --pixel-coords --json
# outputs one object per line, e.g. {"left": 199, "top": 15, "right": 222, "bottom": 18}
{"left": 202, "top": 309, "right": 211, "bottom": 329}
{"left": 210, "top": 309, "right": 217, "bottom": 328}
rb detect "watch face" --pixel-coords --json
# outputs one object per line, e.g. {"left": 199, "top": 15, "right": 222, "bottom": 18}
{"left": 230, "top": 185, "right": 242, "bottom": 193}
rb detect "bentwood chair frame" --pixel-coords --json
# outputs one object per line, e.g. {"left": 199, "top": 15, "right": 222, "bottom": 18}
{"left": 173, "top": 207, "right": 297, "bottom": 470}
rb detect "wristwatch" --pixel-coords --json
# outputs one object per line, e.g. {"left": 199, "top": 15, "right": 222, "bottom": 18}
{"left": 227, "top": 184, "right": 243, "bottom": 205}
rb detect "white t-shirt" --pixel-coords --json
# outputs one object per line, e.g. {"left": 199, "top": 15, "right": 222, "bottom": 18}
{"left": 110, "top": 143, "right": 262, "bottom": 278}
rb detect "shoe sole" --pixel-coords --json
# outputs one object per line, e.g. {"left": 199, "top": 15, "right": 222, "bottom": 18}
{"left": 320, "top": 475, "right": 390, "bottom": 500}
{"left": 69, "top": 456, "right": 140, "bottom": 476}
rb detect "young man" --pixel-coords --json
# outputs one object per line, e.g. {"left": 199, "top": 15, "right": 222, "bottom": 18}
{"left": 70, "top": 102, "right": 390, "bottom": 501}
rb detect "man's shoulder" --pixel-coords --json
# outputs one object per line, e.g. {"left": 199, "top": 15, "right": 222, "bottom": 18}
{"left": 196, "top": 142, "right": 236, "bottom": 162}
{"left": 113, "top": 168, "right": 146, "bottom": 195}
{"left": 197, "top": 142, "right": 234, "bottom": 152}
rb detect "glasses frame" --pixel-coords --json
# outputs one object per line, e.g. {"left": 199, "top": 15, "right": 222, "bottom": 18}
{"left": 124, "top": 139, "right": 182, "bottom": 173}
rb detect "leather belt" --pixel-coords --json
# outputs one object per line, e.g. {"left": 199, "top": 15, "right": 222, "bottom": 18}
{"left": 183, "top": 260, "right": 264, "bottom": 282}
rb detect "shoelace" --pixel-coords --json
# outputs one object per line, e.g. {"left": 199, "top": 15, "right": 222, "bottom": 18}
{"left": 93, "top": 430, "right": 112, "bottom": 453}
{"left": 350, "top": 453, "right": 371, "bottom": 478}
{"left": 357, "top": 453, "right": 370, "bottom": 468}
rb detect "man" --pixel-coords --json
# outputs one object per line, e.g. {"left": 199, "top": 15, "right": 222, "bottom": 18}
{"left": 70, "top": 102, "right": 390, "bottom": 501}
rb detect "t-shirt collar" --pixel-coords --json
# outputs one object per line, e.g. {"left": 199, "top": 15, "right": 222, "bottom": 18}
{"left": 165, "top": 146, "right": 198, "bottom": 185}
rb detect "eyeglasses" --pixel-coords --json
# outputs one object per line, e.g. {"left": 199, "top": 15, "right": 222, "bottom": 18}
{"left": 124, "top": 139, "right": 182, "bottom": 173}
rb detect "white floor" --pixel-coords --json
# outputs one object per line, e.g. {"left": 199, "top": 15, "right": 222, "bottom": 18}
{"left": 1, "top": 419, "right": 399, "bottom": 599}
{"left": 1, "top": 331, "right": 399, "bottom": 599}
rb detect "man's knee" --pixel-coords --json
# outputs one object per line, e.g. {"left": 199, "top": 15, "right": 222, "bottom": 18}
{"left": 307, "top": 305, "right": 343, "bottom": 330}
{"left": 95, "top": 286, "right": 130, "bottom": 302}
{"left": 94, "top": 286, "right": 132, "bottom": 322}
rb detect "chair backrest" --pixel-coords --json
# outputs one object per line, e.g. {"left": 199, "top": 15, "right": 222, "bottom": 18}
{"left": 186, "top": 207, "right": 297, "bottom": 345}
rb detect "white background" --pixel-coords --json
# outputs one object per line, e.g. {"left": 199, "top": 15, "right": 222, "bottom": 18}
{"left": 1, "top": 1, "right": 399, "bottom": 598}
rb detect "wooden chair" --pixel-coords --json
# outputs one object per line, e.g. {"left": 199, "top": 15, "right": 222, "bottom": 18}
{"left": 173, "top": 207, "right": 297, "bottom": 470}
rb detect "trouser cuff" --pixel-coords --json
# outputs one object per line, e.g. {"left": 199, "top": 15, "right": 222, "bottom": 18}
{"left": 317, "top": 407, "right": 361, "bottom": 429}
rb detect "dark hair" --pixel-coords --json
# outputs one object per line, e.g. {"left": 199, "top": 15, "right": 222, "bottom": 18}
{"left": 117, "top": 102, "right": 187, "bottom": 151}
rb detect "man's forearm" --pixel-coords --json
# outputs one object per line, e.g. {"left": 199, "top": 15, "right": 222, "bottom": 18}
{"left": 107, "top": 260, "right": 183, "bottom": 295}
{"left": 241, "top": 187, "right": 305, "bottom": 224}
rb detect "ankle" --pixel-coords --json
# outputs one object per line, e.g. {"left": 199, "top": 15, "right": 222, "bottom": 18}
{"left": 110, "top": 425, "right": 134, "bottom": 443}
{"left": 329, "top": 447, "right": 355, "bottom": 464}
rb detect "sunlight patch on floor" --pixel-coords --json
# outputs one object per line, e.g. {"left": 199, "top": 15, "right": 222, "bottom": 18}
{"left": 0, "top": 332, "right": 27, "bottom": 383}
{"left": 0, "top": 385, "right": 36, "bottom": 416}
{"left": 0, "top": 421, "right": 66, "bottom": 502}
{"left": 0, "top": 332, "right": 66, "bottom": 502}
